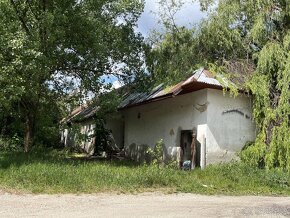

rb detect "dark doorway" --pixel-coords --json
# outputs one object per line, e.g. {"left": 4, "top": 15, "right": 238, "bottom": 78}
{"left": 180, "top": 130, "right": 200, "bottom": 168}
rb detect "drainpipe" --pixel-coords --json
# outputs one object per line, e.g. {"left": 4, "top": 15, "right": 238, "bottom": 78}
{"left": 200, "top": 134, "right": 206, "bottom": 170}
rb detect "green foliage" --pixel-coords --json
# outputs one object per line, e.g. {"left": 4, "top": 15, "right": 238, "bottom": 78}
{"left": 0, "top": 150, "right": 289, "bottom": 195}
{"left": 0, "top": 135, "right": 23, "bottom": 152}
{"left": 146, "top": 27, "right": 199, "bottom": 86}
{"left": 241, "top": 4, "right": 289, "bottom": 170}
{"left": 34, "top": 96, "right": 64, "bottom": 147}
{"left": 94, "top": 91, "right": 123, "bottom": 154}
{"left": 94, "top": 119, "right": 110, "bottom": 155}
{"left": 203, "top": 0, "right": 290, "bottom": 170}
{"left": 0, "top": 89, "right": 63, "bottom": 149}
{"left": 146, "top": 139, "right": 165, "bottom": 167}
{"left": 207, "top": 63, "right": 240, "bottom": 97}
{"left": 149, "top": 0, "right": 290, "bottom": 170}
{"left": 141, "top": 0, "right": 204, "bottom": 87}
{"left": 0, "top": 0, "right": 145, "bottom": 151}
{"left": 97, "top": 90, "right": 123, "bottom": 119}
{"left": 146, "top": 139, "right": 178, "bottom": 169}
{"left": 61, "top": 90, "right": 123, "bottom": 155}
{"left": 145, "top": 0, "right": 251, "bottom": 87}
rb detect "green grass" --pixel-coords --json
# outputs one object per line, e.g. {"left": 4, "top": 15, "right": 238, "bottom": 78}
{"left": 0, "top": 149, "right": 289, "bottom": 195}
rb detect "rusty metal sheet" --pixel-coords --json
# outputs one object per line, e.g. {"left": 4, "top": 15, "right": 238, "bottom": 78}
{"left": 67, "top": 67, "right": 249, "bottom": 117}
{"left": 118, "top": 68, "right": 226, "bottom": 110}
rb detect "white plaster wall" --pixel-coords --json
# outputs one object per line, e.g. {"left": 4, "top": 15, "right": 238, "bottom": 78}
{"left": 80, "top": 120, "right": 96, "bottom": 155}
{"left": 123, "top": 88, "right": 256, "bottom": 165}
{"left": 61, "top": 115, "right": 124, "bottom": 155}
{"left": 123, "top": 89, "right": 208, "bottom": 160}
{"left": 79, "top": 116, "right": 124, "bottom": 154}
{"left": 205, "top": 89, "right": 256, "bottom": 164}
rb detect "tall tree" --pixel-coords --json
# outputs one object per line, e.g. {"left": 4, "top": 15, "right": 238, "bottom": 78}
{"left": 144, "top": 0, "right": 201, "bottom": 86}
{"left": 199, "top": 0, "right": 290, "bottom": 170}
{"left": 0, "top": 0, "right": 145, "bottom": 152}
{"left": 146, "top": 0, "right": 290, "bottom": 169}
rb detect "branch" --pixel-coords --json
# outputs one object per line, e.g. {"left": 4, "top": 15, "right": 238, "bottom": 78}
{"left": 10, "top": 0, "right": 31, "bottom": 36}
{"left": 59, "top": 66, "right": 127, "bottom": 77}
{"left": 26, "top": 0, "right": 39, "bottom": 21}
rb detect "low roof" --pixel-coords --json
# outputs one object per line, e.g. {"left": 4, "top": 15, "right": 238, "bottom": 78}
{"left": 118, "top": 68, "right": 231, "bottom": 110}
{"left": 62, "top": 103, "right": 98, "bottom": 124}
{"left": 64, "top": 67, "right": 250, "bottom": 123}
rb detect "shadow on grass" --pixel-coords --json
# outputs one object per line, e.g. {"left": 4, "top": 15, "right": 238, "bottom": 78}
{"left": 68, "top": 155, "right": 140, "bottom": 167}
{"left": 0, "top": 151, "right": 58, "bottom": 169}
{"left": 0, "top": 149, "right": 140, "bottom": 169}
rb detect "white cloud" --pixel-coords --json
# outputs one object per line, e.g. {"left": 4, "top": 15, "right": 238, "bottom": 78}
{"left": 137, "top": 0, "right": 207, "bottom": 36}
{"left": 112, "top": 80, "right": 123, "bottom": 89}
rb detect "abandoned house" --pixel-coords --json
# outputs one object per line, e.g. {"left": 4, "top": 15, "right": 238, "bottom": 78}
{"left": 61, "top": 68, "right": 256, "bottom": 167}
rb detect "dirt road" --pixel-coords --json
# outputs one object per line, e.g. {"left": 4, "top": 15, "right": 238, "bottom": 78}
{"left": 0, "top": 192, "right": 289, "bottom": 217}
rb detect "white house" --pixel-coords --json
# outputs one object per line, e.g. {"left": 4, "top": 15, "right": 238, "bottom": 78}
{"left": 62, "top": 68, "right": 256, "bottom": 167}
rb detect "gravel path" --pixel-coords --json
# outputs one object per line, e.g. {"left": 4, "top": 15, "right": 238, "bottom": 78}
{"left": 0, "top": 192, "right": 290, "bottom": 218}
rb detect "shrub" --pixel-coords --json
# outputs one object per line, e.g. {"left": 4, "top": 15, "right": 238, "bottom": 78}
{"left": 0, "top": 134, "right": 23, "bottom": 152}
{"left": 146, "top": 139, "right": 164, "bottom": 167}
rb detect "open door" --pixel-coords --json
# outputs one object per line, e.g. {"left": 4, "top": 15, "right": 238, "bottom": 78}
{"left": 180, "top": 130, "right": 200, "bottom": 169}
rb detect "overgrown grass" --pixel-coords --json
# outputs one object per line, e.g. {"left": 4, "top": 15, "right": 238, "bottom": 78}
{"left": 0, "top": 149, "right": 289, "bottom": 195}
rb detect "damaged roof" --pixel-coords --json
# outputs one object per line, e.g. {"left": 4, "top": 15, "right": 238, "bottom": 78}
{"left": 62, "top": 103, "right": 99, "bottom": 124}
{"left": 118, "top": 68, "right": 228, "bottom": 110}
{"left": 118, "top": 81, "right": 184, "bottom": 109}
{"left": 64, "top": 67, "right": 250, "bottom": 122}
{"left": 74, "top": 105, "right": 99, "bottom": 121}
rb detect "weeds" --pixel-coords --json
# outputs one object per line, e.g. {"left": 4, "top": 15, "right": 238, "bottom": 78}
{"left": 0, "top": 135, "right": 23, "bottom": 152}
{"left": 146, "top": 139, "right": 165, "bottom": 167}
{"left": 0, "top": 149, "right": 289, "bottom": 195}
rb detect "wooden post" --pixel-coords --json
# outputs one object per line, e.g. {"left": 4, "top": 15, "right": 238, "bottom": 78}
{"left": 191, "top": 132, "right": 196, "bottom": 170}
{"left": 179, "top": 147, "right": 184, "bottom": 169}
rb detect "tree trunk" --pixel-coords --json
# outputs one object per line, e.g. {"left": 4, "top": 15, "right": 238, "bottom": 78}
{"left": 24, "top": 114, "right": 34, "bottom": 153}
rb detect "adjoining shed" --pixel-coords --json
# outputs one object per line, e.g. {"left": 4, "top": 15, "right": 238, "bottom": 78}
{"left": 61, "top": 102, "right": 124, "bottom": 155}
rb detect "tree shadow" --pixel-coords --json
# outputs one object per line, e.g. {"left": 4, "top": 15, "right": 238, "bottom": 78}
{"left": 67, "top": 154, "right": 141, "bottom": 167}
{"left": 0, "top": 149, "right": 141, "bottom": 169}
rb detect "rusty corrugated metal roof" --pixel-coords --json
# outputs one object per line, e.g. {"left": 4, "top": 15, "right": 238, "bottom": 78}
{"left": 118, "top": 68, "right": 227, "bottom": 110}
{"left": 64, "top": 67, "right": 250, "bottom": 120}
{"left": 62, "top": 103, "right": 98, "bottom": 123}
{"left": 74, "top": 105, "right": 99, "bottom": 121}
{"left": 61, "top": 105, "right": 86, "bottom": 123}
{"left": 118, "top": 81, "right": 185, "bottom": 109}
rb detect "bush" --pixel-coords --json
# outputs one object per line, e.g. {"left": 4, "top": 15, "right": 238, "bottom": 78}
{"left": 146, "top": 139, "right": 178, "bottom": 169}
{"left": 146, "top": 139, "right": 164, "bottom": 167}
{"left": 0, "top": 134, "right": 23, "bottom": 152}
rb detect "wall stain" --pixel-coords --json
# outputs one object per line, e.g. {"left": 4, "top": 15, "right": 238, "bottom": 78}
{"left": 222, "top": 109, "right": 251, "bottom": 120}
{"left": 193, "top": 102, "right": 209, "bottom": 113}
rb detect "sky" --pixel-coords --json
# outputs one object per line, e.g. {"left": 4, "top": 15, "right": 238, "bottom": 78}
{"left": 137, "top": 0, "right": 207, "bottom": 36}
{"left": 110, "top": 0, "right": 207, "bottom": 89}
